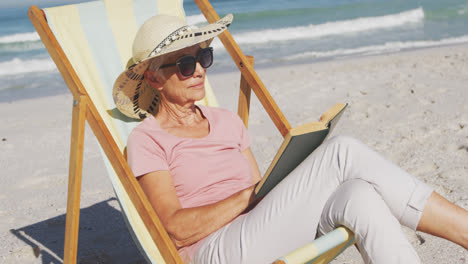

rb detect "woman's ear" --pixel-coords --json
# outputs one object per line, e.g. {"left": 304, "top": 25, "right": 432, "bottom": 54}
{"left": 144, "top": 70, "right": 164, "bottom": 91}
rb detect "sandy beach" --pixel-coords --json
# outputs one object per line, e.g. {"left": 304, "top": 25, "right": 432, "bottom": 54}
{"left": 1, "top": 44, "right": 467, "bottom": 263}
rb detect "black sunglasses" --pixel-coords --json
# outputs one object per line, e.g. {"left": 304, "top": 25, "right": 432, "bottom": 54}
{"left": 159, "top": 47, "right": 213, "bottom": 77}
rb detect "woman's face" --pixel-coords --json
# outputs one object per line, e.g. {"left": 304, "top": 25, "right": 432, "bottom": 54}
{"left": 148, "top": 45, "right": 207, "bottom": 106}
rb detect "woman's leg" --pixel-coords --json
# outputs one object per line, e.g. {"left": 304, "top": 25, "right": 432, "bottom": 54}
{"left": 327, "top": 136, "right": 468, "bottom": 249}
{"left": 318, "top": 136, "right": 434, "bottom": 230}
{"left": 318, "top": 179, "right": 421, "bottom": 264}
{"left": 417, "top": 192, "right": 468, "bottom": 250}
{"left": 192, "top": 136, "right": 433, "bottom": 263}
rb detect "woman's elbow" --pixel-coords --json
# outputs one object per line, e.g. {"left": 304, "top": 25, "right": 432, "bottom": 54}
{"left": 166, "top": 222, "right": 193, "bottom": 248}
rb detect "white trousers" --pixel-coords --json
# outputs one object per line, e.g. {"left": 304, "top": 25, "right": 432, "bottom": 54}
{"left": 192, "top": 136, "right": 433, "bottom": 264}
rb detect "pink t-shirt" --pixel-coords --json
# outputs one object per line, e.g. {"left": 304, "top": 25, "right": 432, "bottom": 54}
{"left": 126, "top": 105, "right": 253, "bottom": 261}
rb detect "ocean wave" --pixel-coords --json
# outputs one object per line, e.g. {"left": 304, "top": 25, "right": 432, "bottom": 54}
{"left": 283, "top": 35, "right": 468, "bottom": 61}
{"left": 0, "top": 57, "right": 57, "bottom": 77}
{"left": 0, "top": 41, "right": 44, "bottom": 52}
{"left": 458, "top": 4, "right": 468, "bottom": 15}
{"left": 0, "top": 32, "right": 40, "bottom": 44}
{"left": 186, "top": 14, "right": 208, "bottom": 25}
{"left": 227, "top": 8, "right": 424, "bottom": 45}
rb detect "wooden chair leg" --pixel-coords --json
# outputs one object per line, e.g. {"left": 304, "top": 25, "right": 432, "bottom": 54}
{"left": 238, "top": 55, "right": 254, "bottom": 128}
{"left": 63, "top": 96, "right": 87, "bottom": 264}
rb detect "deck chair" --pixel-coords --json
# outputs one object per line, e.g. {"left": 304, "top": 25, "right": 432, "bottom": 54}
{"left": 28, "top": 0, "right": 355, "bottom": 263}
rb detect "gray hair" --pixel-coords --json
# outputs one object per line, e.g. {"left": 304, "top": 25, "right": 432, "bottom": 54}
{"left": 142, "top": 55, "right": 169, "bottom": 115}
{"left": 147, "top": 56, "right": 165, "bottom": 74}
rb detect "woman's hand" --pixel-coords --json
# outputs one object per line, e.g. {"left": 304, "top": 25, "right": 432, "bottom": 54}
{"left": 242, "top": 184, "right": 263, "bottom": 214}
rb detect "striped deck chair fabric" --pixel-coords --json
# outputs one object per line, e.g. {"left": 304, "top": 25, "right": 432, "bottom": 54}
{"left": 43, "top": 0, "right": 217, "bottom": 262}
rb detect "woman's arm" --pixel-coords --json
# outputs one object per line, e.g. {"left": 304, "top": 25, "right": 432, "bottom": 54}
{"left": 242, "top": 147, "right": 262, "bottom": 185}
{"left": 138, "top": 171, "right": 255, "bottom": 248}
{"left": 138, "top": 147, "right": 261, "bottom": 248}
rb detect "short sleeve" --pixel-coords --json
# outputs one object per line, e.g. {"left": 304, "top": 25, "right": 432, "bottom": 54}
{"left": 127, "top": 129, "right": 169, "bottom": 177}
{"left": 234, "top": 113, "right": 251, "bottom": 151}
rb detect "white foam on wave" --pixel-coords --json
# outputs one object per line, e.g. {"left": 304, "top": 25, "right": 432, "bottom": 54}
{"left": 186, "top": 14, "right": 208, "bottom": 25}
{"left": 458, "top": 4, "right": 468, "bottom": 15}
{"left": 0, "top": 32, "right": 40, "bottom": 44}
{"left": 227, "top": 8, "right": 424, "bottom": 45}
{"left": 284, "top": 35, "right": 468, "bottom": 61}
{"left": 0, "top": 57, "right": 57, "bottom": 77}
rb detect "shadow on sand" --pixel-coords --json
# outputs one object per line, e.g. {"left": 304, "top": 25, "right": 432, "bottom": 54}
{"left": 11, "top": 198, "right": 145, "bottom": 264}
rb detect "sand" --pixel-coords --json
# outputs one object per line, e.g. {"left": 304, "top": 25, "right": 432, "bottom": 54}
{"left": 1, "top": 44, "right": 467, "bottom": 263}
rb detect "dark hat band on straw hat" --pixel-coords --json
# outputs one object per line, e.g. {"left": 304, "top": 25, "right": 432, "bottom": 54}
{"left": 149, "top": 25, "right": 190, "bottom": 57}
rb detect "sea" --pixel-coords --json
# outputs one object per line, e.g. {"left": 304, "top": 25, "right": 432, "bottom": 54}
{"left": 1, "top": 0, "right": 468, "bottom": 102}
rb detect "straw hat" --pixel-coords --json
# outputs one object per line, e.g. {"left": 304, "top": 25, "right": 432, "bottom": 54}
{"left": 113, "top": 14, "right": 233, "bottom": 119}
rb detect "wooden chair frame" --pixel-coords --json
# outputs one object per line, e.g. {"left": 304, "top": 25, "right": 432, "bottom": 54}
{"left": 28, "top": 0, "right": 292, "bottom": 263}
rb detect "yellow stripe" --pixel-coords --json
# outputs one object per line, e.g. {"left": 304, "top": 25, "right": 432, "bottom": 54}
{"left": 197, "top": 76, "right": 219, "bottom": 107}
{"left": 45, "top": 5, "right": 124, "bottom": 150}
{"left": 282, "top": 243, "right": 319, "bottom": 264}
{"left": 175, "top": 0, "right": 186, "bottom": 20}
{"left": 157, "top": 0, "right": 185, "bottom": 19}
{"left": 104, "top": 0, "right": 137, "bottom": 68}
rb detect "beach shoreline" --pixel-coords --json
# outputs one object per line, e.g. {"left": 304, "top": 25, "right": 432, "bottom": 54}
{"left": 2, "top": 42, "right": 467, "bottom": 104}
{"left": 1, "top": 44, "right": 467, "bottom": 263}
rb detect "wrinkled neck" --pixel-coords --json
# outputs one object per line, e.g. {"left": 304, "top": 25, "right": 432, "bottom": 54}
{"left": 155, "top": 100, "right": 202, "bottom": 128}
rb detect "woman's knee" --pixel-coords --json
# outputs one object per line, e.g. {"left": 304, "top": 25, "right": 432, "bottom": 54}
{"left": 320, "top": 180, "right": 382, "bottom": 233}
{"left": 323, "top": 180, "right": 421, "bottom": 264}
{"left": 337, "top": 180, "right": 380, "bottom": 218}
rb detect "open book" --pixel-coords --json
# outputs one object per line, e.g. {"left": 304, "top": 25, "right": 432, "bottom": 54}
{"left": 254, "top": 103, "right": 348, "bottom": 197}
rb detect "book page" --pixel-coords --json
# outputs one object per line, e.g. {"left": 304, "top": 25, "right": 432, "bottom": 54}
{"left": 320, "top": 103, "right": 347, "bottom": 124}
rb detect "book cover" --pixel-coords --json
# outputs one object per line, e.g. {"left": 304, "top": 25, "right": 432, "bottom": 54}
{"left": 255, "top": 103, "right": 347, "bottom": 197}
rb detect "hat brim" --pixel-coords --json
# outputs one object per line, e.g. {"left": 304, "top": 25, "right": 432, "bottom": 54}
{"left": 113, "top": 14, "right": 232, "bottom": 120}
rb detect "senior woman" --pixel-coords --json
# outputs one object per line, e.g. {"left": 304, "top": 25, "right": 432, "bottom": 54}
{"left": 113, "top": 14, "right": 468, "bottom": 263}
